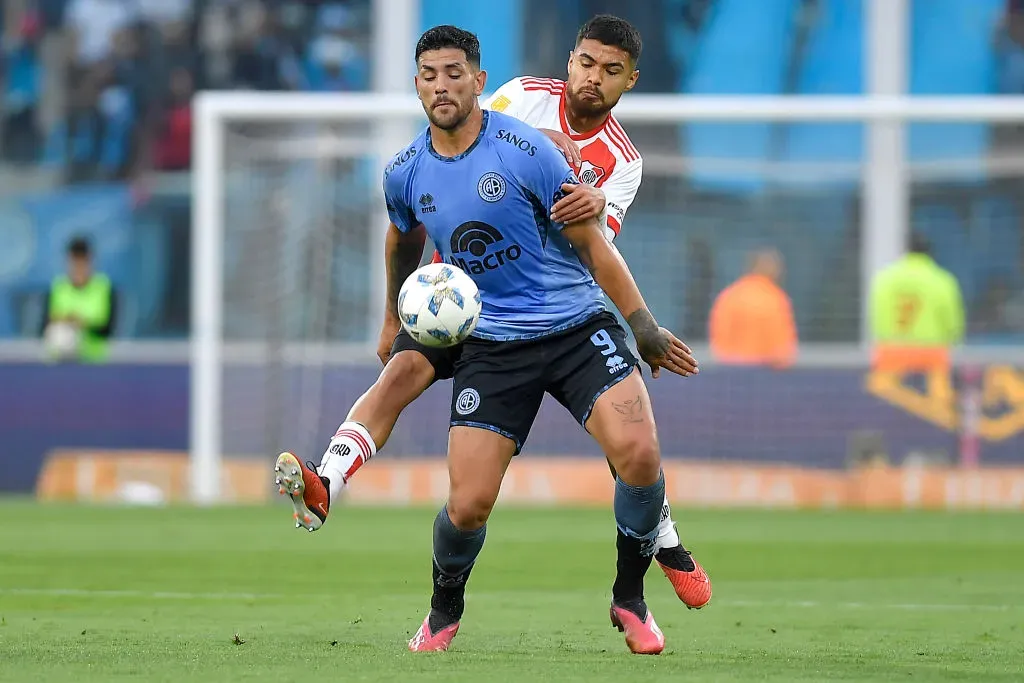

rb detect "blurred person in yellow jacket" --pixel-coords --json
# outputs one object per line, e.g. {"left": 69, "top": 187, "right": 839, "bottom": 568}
{"left": 869, "top": 233, "right": 964, "bottom": 373}
{"left": 709, "top": 248, "right": 798, "bottom": 368}
{"left": 40, "top": 237, "right": 117, "bottom": 363}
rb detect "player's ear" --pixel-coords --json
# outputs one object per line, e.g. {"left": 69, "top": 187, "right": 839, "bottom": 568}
{"left": 474, "top": 68, "right": 487, "bottom": 96}
{"left": 566, "top": 50, "right": 574, "bottom": 75}
{"left": 624, "top": 69, "right": 639, "bottom": 92}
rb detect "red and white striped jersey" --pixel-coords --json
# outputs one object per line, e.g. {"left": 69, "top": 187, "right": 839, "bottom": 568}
{"left": 483, "top": 76, "right": 642, "bottom": 241}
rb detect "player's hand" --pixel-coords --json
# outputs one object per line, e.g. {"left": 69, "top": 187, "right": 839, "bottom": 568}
{"left": 634, "top": 327, "right": 699, "bottom": 379}
{"left": 377, "top": 316, "right": 401, "bottom": 365}
{"left": 551, "top": 183, "right": 606, "bottom": 225}
{"left": 540, "top": 128, "right": 582, "bottom": 169}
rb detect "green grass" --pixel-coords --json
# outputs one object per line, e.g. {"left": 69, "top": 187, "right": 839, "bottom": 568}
{"left": 1, "top": 502, "right": 1022, "bottom": 682}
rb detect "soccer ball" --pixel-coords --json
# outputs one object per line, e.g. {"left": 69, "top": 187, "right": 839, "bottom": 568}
{"left": 398, "top": 263, "right": 482, "bottom": 347}
{"left": 43, "top": 322, "right": 80, "bottom": 360}
{"left": 398, "top": 263, "right": 481, "bottom": 347}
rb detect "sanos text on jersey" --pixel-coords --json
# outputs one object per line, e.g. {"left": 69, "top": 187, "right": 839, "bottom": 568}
{"left": 384, "top": 146, "right": 417, "bottom": 179}
{"left": 495, "top": 129, "right": 537, "bottom": 156}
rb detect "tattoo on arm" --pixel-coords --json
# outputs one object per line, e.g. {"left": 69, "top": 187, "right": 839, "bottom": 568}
{"left": 627, "top": 309, "right": 669, "bottom": 361}
{"left": 613, "top": 395, "right": 645, "bottom": 423}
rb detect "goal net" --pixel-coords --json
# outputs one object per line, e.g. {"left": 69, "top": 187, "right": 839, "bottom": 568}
{"left": 190, "top": 93, "right": 1024, "bottom": 504}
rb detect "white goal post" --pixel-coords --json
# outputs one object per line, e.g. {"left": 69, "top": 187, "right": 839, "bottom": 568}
{"left": 190, "top": 92, "right": 1024, "bottom": 505}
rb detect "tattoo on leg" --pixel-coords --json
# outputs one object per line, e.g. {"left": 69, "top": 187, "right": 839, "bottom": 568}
{"left": 613, "top": 395, "right": 645, "bottom": 423}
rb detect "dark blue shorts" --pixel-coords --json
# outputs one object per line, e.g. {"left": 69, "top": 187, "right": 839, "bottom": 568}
{"left": 449, "top": 312, "right": 639, "bottom": 454}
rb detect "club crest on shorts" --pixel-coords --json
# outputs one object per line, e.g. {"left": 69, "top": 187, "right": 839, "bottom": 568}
{"left": 455, "top": 388, "right": 481, "bottom": 415}
{"left": 477, "top": 172, "right": 506, "bottom": 203}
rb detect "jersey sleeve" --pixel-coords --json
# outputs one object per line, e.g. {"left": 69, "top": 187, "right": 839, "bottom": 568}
{"left": 482, "top": 78, "right": 528, "bottom": 119}
{"left": 514, "top": 134, "right": 580, "bottom": 229}
{"left": 599, "top": 158, "right": 643, "bottom": 241}
{"left": 382, "top": 164, "right": 417, "bottom": 233}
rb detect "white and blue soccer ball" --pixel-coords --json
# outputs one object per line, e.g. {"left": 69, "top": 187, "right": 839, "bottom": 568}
{"left": 398, "top": 263, "right": 482, "bottom": 347}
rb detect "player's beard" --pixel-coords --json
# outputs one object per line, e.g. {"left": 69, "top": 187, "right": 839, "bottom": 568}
{"left": 427, "top": 98, "right": 474, "bottom": 131}
{"left": 567, "top": 85, "right": 618, "bottom": 119}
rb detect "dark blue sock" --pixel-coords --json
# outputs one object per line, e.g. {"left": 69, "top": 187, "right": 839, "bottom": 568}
{"left": 611, "top": 471, "right": 666, "bottom": 607}
{"left": 614, "top": 471, "right": 666, "bottom": 550}
{"left": 432, "top": 505, "right": 487, "bottom": 578}
{"left": 430, "top": 506, "right": 486, "bottom": 628}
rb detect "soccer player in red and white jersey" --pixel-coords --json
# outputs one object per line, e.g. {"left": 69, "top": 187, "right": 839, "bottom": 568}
{"left": 274, "top": 16, "right": 711, "bottom": 634}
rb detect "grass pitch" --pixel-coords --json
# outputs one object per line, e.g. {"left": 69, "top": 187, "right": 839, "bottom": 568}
{"left": 1, "top": 501, "right": 1022, "bottom": 682}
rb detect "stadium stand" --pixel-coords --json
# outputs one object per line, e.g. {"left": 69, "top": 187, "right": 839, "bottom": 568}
{"left": 0, "top": 0, "right": 1022, "bottom": 342}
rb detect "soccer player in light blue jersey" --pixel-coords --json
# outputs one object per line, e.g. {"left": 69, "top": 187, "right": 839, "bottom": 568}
{"left": 274, "top": 24, "right": 706, "bottom": 654}
{"left": 385, "top": 26, "right": 697, "bottom": 654}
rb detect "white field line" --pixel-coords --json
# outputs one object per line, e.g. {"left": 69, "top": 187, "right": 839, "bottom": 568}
{"left": 0, "top": 587, "right": 1017, "bottom": 612}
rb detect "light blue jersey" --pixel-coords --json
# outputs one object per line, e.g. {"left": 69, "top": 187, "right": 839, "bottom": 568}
{"left": 383, "top": 110, "right": 605, "bottom": 341}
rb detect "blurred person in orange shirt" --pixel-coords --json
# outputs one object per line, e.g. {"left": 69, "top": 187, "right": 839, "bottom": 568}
{"left": 709, "top": 248, "right": 798, "bottom": 368}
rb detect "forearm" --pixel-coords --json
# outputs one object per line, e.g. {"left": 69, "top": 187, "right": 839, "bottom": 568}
{"left": 384, "top": 223, "right": 426, "bottom": 320}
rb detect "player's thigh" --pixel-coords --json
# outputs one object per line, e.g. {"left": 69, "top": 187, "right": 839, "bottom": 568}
{"left": 585, "top": 368, "right": 661, "bottom": 486}
{"left": 445, "top": 425, "right": 517, "bottom": 529}
{"left": 390, "top": 328, "right": 461, "bottom": 381}
{"left": 449, "top": 338, "right": 546, "bottom": 456}
{"left": 545, "top": 313, "right": 658, "bottom": 485}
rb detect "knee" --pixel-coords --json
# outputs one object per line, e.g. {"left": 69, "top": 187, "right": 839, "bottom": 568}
{"left": 611, "top": 434, "right": 661, "bottom": 486}
{"left": 446, "top": 492, "right": 496, "bottom": 530}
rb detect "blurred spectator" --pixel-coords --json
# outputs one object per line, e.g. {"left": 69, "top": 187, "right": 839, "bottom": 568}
{"left": 64, "top": 22, "right": 149, "bottom": 181}
{"left": 152, "top": 67, "right": 193, "bottom": 170}
{"left": 65, "top": 0, "right": 138, "bottom": 69}
{"left": 231, "top": 3, "right": 302, "bottom": 91}
{"left": 1, "top": 8, "right": 43, "bottom": 163}
{"left": 997, "top": 0, "right": 1024, "bottom": 93}
{"left": 303, "top": 3, "right": 369, "bottom": 91}
{"left": 709, "top": 249, "right": 798, "bottom": 368}
{"left": 40, "top": 236, "right": 117, "bottom": 364}
{"left": 869, "top": 234, "right": 965, "bottom": 373}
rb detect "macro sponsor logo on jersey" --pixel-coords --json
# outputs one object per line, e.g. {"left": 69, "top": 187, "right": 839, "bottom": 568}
{"left": 447, "top": 221, "right": 522, "bottom": 274}
{"left": 495, "top": 129, "right": 537, "bottom": 156}
{"left": 384, "top": 145, "right": 417, "bottom": 179}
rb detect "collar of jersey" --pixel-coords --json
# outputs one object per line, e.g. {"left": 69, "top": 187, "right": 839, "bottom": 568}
{"left": 427, "top": 110, "right": 490, "bottom": 162}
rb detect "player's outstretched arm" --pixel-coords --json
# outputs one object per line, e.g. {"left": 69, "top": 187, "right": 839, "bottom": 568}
{"left": 563, "top": 218, "right": 699, "bottom": 378}
{"left": 378, "top": 222, "right": 427, "bottom": 363}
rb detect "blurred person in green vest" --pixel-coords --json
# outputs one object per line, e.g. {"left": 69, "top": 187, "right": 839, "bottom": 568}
{"left": 40, "top": 236, "right": 117, "bottom": 363}
{"left": 869, "top": 233, "right": 965, "bottom": 373}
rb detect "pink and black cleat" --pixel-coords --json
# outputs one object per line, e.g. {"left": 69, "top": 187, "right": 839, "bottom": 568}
{"left": 610, "top": 602, "right": 665, "bottom": 655}
{"left": 408, "top": 614, "right": 460, "bottom": 652}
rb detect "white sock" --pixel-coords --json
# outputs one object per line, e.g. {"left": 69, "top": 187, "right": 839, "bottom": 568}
{"left": 655, "top": 494, "right": 680, "bottom": 550}
{"left": 318, "top": 421, "right": 377, "bottom": 503}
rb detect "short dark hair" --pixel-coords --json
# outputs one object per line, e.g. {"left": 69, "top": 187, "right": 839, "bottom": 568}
{"left": 909, "top": 232, "right": 931, "bottom": 255}
{"left": 415, "top": 25, "right": 481, "bottom": 68}
{"left": 575, "top": 14, "right": 642, "bottom": 65}
{"left": 68, "top": 236, "right": 91, "bottom": 258}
